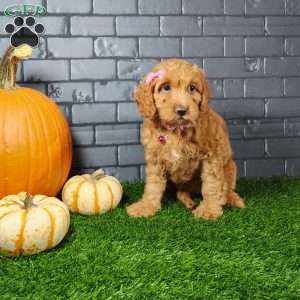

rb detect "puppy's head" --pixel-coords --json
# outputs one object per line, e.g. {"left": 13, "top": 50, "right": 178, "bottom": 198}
{"left": 134, "top": 59, "right": 211, "bottom": 129}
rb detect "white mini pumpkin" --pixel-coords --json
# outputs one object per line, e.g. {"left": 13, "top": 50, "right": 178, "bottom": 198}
{"left": 0, "top": 192, "right": 70, "bottom": 256}
{"left": 62, "top": 169, "right": 123, "bottom": 215}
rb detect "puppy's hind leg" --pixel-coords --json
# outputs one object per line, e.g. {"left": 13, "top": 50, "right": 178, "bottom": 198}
{"left": 224, "top": 160, "right": 245, "bottom": 209}
{"left": 177, "top": 191, "right": 196, "bottom": 209}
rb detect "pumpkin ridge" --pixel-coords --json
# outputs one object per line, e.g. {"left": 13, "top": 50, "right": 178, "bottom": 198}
{"left": 20, "top": 93, "right": 33, "bottom": 193}
{"left": 0, "top": 95, "right": 8, "bottom": 196}
{"left": 13, "top": 210, "right": 28, "bottom": 256}
{"left": 72, "top": 180, "right": 86, "bottom": 212}
{"left": 103, "top": 181, "right": 114, "bottom": 210}
{"left": 39, "top": 90, "right": 72, "bottom": 193}
{"left": 93, "top": 181, "right": 101, "bottom": 214}
{"left": 42, "top": 207, "right": 55, "bottom": 249}
{"left": 0, "top": 202, "right": 22, "bottom": 208}
{"left": 23, "top": 89, "right": 52, "bottom": 195}
{"left": 21, "top": 89, "right": 46, "bottom": 195}
{"left": 42, "top": 95, "right": 64, "bottom": 195}
{"left": 0, "top": 209, "right": 21, "bottom": 220}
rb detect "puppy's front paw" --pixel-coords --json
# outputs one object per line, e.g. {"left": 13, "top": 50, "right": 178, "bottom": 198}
{"left": 126, "top": 199, "right": 160, "bottom": 218}
{"left": 193, "top": 202, "right": 223, "bottom": 220}
{"left": 227, "top": 192, "right": 245, "bottom": 209}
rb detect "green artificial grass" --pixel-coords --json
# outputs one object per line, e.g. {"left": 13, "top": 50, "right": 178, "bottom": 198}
{"left": 1, "top": 178, "right": 300, "bottom": 300}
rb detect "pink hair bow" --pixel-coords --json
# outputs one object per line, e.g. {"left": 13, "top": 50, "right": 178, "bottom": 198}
{"left": 145, "top": 70, "right": 164, "bottom": 84}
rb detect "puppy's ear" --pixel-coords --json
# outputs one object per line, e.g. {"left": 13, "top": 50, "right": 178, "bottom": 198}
{"left": 134, "top": 77, "right": 157, "bottom": 120}
{"left": 193, "top": 65, "right": 211, "bottom": 112}
{"left": 200, "top": 73, "right": 212, "bottom": 112}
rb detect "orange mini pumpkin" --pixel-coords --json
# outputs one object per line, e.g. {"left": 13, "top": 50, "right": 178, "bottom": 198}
{"left": 0, "top": 44, "right": 72, "bottom": 198}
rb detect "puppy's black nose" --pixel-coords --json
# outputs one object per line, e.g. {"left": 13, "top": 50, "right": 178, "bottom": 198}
{"left": 176, "top": 107, "right": 187, "bottom": 117}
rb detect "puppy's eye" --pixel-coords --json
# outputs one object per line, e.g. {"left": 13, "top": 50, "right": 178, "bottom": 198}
{"left": 160, "top": 84, "right": 171, "bottom": 92}
{"left": 187, "top": 84, "right": 197, "bottom": 93}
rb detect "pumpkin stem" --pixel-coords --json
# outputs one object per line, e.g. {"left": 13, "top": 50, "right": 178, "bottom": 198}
{"left": 92, "top": 169, "right": 106, "bottom": 180}
{"left": 0, "top": 44, "right": 32, "bottom": 90}
{"left": 23, "top": 193, "right": 36, "bottom": 209}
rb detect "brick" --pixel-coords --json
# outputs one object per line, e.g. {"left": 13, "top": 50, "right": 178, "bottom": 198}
{"left": 286, "top": 0, "right": 300, "bottom": 15}
{"left": 20, "top": 83, "right": 46, "bottom": 94}
{"left": 204, "top": 58, "right": 263, "bottom": 78}
{"left": 118, "top": 59, "right": 158, "bottom": 79}
{"left": 39, "top": 17, "right": 68, "bottom": 35}
{"left": 245, "top": 120, "right": 284, "bottom": 138}
{"left": 48, "top": 82, "right": 93, "bottom": 103}
{"left": 245, "top": 78, "right": 283, "bottom": 98}
{"left": 245, "top": 0, "right": 284, "bottom": 15}
{"left": 116, "top": 17, "right": 159, "bottom": 36}
{"left": 96, "top": 124, "right": 139, "bottom": 145}
{"left": 23, "top": 60, "right": 69, "bottom": 81}
{"left": 204, "top": 17, "right": 264, "bottom": 36}
{"left": 0, "top": 38, "right": 10, "bottom": 53}
{"left": 231, "top": 140, "right": 265, "bottom": 159}
{"left": 71, "top": 17, "right": 114, "bottom": 36}
{"left": 32, "top": 37, "right": 46, "bottom": 59}
{"left": 94, "top": 37, "right": 137, "bottom": 57}
{"left": 118, "top": 144, "right": 145, "bottom": 165}
{"left": 265, "top": 17, "right": 300, "bottom": 36}
{"left": 73, "top": 147, "right": 116, "bottom": 168}
{"left": 227, "top": 121, "right": 245, "bottom": 139}
{"left": 285, "top": 38, "right": 300, "bottom": 56}
{"left": 224, "top": 79, "right": 244, "bottom": 98}
{"left": 286, "top": 159, "right": 300, "bottom": 176}
{"left": 95, "top": 81, "right": 135, "bottom": 102}
{"left": 245, "top": 37, "right": 284, "bottom": 56}
{"left": 246, "top": 159, "right": 285, "bottom": 177}
{"left": 210, "top": 80, "right": 223, "bottom": 98}
{"left": 71, "top": 59, "right": 115, "bottom": 80}
{"left": 160, "top": 16, "right": 202, "bottom": 36}
{"left": 285, "top": 78, "right": 300, "bottom": 96}
{"left": 183, "top": 37, "right": 223, "bottom": 57}
{"left": 48, "top": 0, "right": 91, "bottom": 13}
{"left": 118, "top": 102, "right": 142, "bottom": 122}
{"left": 48, "top": 38, "right": 93, "bottom": 58}
{"left": 211, "top": 99, "right": 264, "bottom": 119}
{"left": 267, "top": 138, "right": 300, "bottom": 157}
{"left": 71, "top": 126, "right": 94, "bottom": 145}
{"left": 72, "top": 103, "right": 116, "bottom": 124}
{"left": 186, "top": 59, "right": 203, "bottom": 68}
{"left": 266, "top": 98, "right": 300, "bottom": 118}
{"left": 103, "top": 166, "right": 139, "bottom": 181}
{"left": 139, "top": 0, "right": 181, "bottom": 14}
{"left": 265, "top": 57, "right": 300, "bottom": 76}
{"left": 182, "top": 0, "right": 223, "bottom": 15}
{"left": 94, "top": 0, "right": 137, "bottom": 14}
{"left": 224, "top": 0, "right": 245, "bottom": 15}
{"left": 285, "top": 118, "right": 300, "bottom": 137}
{"left": 236, "top": 160, "right": 246, "bottom": 177}
{"left": 224, "top": 37, "right": 244, "bottom": 57}
{"left": 140, "top": 38, "right": 180, "bottom": 58}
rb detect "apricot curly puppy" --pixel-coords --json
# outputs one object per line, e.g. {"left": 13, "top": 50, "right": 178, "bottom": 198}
{"left": 126, "top": 59, "right": 245, "bottom": 220}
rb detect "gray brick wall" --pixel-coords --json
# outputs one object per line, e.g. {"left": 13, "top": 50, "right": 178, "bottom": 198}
{"left": 1, "top": 0, "right": 300, "bottom": 179}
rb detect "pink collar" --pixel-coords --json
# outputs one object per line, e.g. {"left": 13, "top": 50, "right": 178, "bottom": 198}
{"left": 157, "top": 122, "right": 194, "bottom": 144}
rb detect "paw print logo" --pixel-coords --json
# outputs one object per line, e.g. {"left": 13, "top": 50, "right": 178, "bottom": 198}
{"left": 5, "top": 16, "right": 44, "bottom": 48}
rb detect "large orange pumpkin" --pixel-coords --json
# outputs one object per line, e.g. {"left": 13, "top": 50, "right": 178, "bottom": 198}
{"left": 0, "top": 44, "right": 72, "bottom": 198}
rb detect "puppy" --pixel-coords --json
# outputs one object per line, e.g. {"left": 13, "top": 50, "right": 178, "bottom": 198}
{"left": 126, "top": 59, "right": 245, "bottom": 220}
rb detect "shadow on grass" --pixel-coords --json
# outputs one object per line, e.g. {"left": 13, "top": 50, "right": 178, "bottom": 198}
{"left": 120, "top": 176, "right": 300, "bottom": 207}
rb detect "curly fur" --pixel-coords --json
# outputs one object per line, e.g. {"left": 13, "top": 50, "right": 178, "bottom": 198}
{"left": 126, "top": 59, "right": 245, "bottom": 220}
